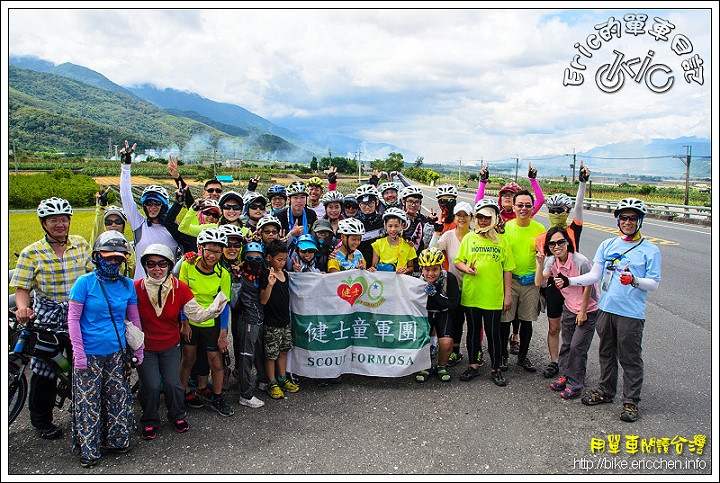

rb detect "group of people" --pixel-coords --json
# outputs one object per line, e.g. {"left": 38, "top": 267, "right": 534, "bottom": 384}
{"left": 9, "top": 143, "right": 662, "bottom": 468}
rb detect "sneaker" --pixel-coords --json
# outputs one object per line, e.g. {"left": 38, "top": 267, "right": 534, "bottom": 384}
{"left": 80, "top": 457, "right": 99, "bottom": 468}
{"left": 208, "top": 394, "right": 234, "bottom": 417}
{"left": 550, "top": 376, "right": 567, "bottom": 391}
{"left": 543, "top": 362, "right": 559, "bottom": 378}
{"left": 280, "top": 377, "right": 300, "bottom": 393}
{"left": 141, "top": 426, "right": 157, "bottom": 440}
{"left": 103, "top": 445, "right": 130, "bottom": 454}
{"left": 509, "top": 338, "right": 520, "bottom": 355}
{"left": 518, "top": 357, "right": 537, "bottom": 372}
{"left": 185, "top": 391, "right": 204, "bottom": 409}
{"left": 459, "top": 366, "right": 481, "bottom": 382}
{"left": 256, "top": 380, "right": 269, "bottom": 392}
{"left": 288, "top": 373, "right": 302, "bottom": 386}
{"left": 188, "top": 376, "right": 198, "bottom": 391}
{"left": 620, "top": 403, "right": 639, "bottom": 422}
{"left": 499, "top": 356, "right": 509, "bottom": 372}
{"left": 316, "top": 378, "right": 330, "bottom": 387}
{"left": 171, "top": 420, "right": 189, "bottom": 433}
{"left": 195, "top": 386, "right": 212, "bottom": 400}
{"left": 491, "top": 370, "right": 507, "bottom": 387}
{"left": 581, "top": 388, "right": 614, "bottom": 406}
{"left": 436, "top": 366, "right": 451, "bottom": 382}
{"left": 238, "top": 395, "right": 265, "bottom": 408}
{"left": 446, "top": 352, "right": 463, "bottom": 367}
{"left": 477, "top": 349, "right": 485, "bottom": 367}
{"left": 560, "top": 387, "right": 580, "bottom": 399}
{"left": 34, "top": 424, "right": 62, "bottom": 440}
{"left": 268, "top": 382, "right": 285, "bottom": 399}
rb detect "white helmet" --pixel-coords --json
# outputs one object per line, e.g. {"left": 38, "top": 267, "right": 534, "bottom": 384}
{"left": 141, "top": 185, "right": 169, "bottom": 202}
{"left": 546, "top": 193, "right": 572, "bottom": 210}
{"left": 321, "top": 191, "right": 345, "bottom": 206}
{"left": 474, "top": 198, "right": 500, "bottom": 215}
{"left": 197, "top": 228, "right": 228, "bottom": 247}
{"left": 355, "top": 184, "right": 379, "bottom": 201}
{"left": 614, "top": 198, "right": 647, "bottom": 217}
{"left": 242, "top": 191, "right": 267, "bottom": 207}
{"left": 141, "top": 243, "right": 175, "bottom": 269}
{"left": 200, "top": 199, "right": 221, "bottom": 215}
{"left": 338, "top": 218, "right": 365, "bottom": 236}
{"left": 218, "top": 224, "right": 245, "bottom": 239}
{"left": 286, "top": 181, "right": 309, "bottom": 197}
{"left": 378, "top": 182, "right": 399, "bottom": 194}
{"left": 435, "top": 184, "right": 458, "bottom": 198}
{"left": 382, "top": 207, "right": 408, "bottom": 226}
{"left": 103, "top": 205, "right": 127, "bottom": 222}
{"left": 400, "top": 186, "right": 423, "bottom": 200}
{"left": 256, "top": 215, "right": 282, "bottom": 232}
{"left": 37, "top": 197, "right": 73, "bottom": 218}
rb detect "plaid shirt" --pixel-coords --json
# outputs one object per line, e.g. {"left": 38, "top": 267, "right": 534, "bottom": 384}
{"left": 10, "top": 235, "right": 92, "bottom": 376}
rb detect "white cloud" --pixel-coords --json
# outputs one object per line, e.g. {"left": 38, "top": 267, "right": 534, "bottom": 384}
{"left": 5, "top": 4, "right": 716, "bottom": 164}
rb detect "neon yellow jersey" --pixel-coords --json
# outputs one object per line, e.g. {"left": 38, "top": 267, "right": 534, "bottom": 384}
{"left": 502, "top": 219, "right": 545, "bottom": 276}
{"left": 371, "top": 237, "right": 417, "bottom": 270}
{"left": 178, "top": 260, "right": 231, "bottom": 327}
{"left": 455, "top": 232, "right": 515, "bottom": 310}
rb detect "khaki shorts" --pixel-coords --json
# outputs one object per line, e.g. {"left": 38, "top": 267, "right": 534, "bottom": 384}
{"left": 501, "top": 278, "right": 541, "bottom": 323}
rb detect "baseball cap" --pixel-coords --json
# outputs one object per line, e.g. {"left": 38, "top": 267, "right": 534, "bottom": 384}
{"left": 297, "top": 238, "right": 318, "bottom": 251}
{"left": 312, "top": 219, "right": 334, "bottom": 234}
{"left": 454, "top": 201, "right": 473, "bottom": 215}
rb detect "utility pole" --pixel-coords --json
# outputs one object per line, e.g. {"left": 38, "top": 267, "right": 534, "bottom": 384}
{"left": 357, "top": 147, "right": 362, "bottom": 183}
{"left": 564, "top": 148, "right": 577, "bottom": 185}
{"left": 108, "top": 137, "right": 113, "bottom": 160}
{"left": 12, "top": 140, "right": 17, "bottom": 175}
{"left": 328, "top": 147, "right": 332, "bottom": 169}
{"left": 458, "top": 158, "right": 462, "bottom": 186}
{"left": 114, "top": 144, "right": 119, "bottom": 160}
{"left": 512, "top": 156, "right": 519, "bottom": 182}
{"left": 673, "top": 145, "right": 692, "bottom": 206}
{"left": 213, "top": 148, "right": 217, "bottom": 179}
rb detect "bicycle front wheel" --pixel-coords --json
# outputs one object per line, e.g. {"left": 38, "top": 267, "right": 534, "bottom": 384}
{"left": 9, "top": 357, "right": 28, "bottom": 425}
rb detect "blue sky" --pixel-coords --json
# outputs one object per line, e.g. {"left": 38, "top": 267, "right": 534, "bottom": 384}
{"left": 3, "top": 4, "right": 717, "bottom": 165}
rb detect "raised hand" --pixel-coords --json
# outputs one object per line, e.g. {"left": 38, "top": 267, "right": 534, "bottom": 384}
{"left": 168, "top": 155, "right": 180, "bottom": 179}
{"left": 578, "top": 160, "right": 590, "bottom": 183}
{"left": 96, "top": 185, "right": 111, "bottom": 206}
{"left": 528, "top": 162, "right": 537, "bottom": 179}
{"left": 328, "top": 166, "right": 338, "bottom": 184}
{"left": 120, "top": 140, "right": 136, "bottom": 164}
{"left": 479, "top": 162, "right": 489, "bottom": 182}
{"left": 267, "top": 266, "right": 278, "bottom": 286}
{"left": 247, "top": 176, "right": 260, "bottom": 192}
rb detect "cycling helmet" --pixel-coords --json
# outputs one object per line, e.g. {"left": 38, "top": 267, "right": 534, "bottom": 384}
{"left": 321, "top": 191, "right": 345, "bottom": 206}
{"left": 400, "top": 186, "right": 424, "bottom": 200}
{"left": 267, "top": 184, "right": 287, "bottom": 199}
{"left": 499, "top": 182, "right": 521, "bottom": 196}
{"left": 286, "top": 181, "right": 309, "bottom": 197}
{"left": 343, "top": 195, "right": 359, "bottom": 207}
{"left": 355, "top": 184, "right": 379, "bottom": 201}
{"left": 200, "top": 199, "right": 221, "bottom": 216}
{"left": 37, "top": 197, "right": 73, "bottom": 218}
{"left": 474, "top": 198, "right": 500, "bottom": 216}
{"left": 218, "top": 224, "right": 245, "bottom": 239}
{"left": 243, "top": 241, "right": 264, "bottom": 255}
{"left": 103, "top": 205, "right": 127, "bottom": 222}
{"left": 141, "top": 243, "right": 175, "bottom": 269}
{"left": 435, "top": 184, "right": 458, "bottom": 198}
{"left": 614, "top": 198, "right": 647, "bottom": 217}
{"left": 378, "top": 182, "right": 399, "bottom": 194}
{"left": 338, "top": 218, "right": 365, "bottom": 236}
{"left": 93, "top": 230, "right": 131, "bottom": 256}
{"left": 197, "top": 228, "right": 228, "bottom": 247}
{"left": 141, "top": 185, "right": 169, "bottom": 203}
{"left": 382, "top": 207, "right": 408, "bottom": 226}
{"left": 417, "top": 246, "right": 445, "bottom": 267}
{"left": 546, "top": 193, "right": 572, "bottom": 210}
{"left": 219, "top": 190, "right": 244, "bottom": 207}
{"left": 307, "top": 177, "right": 324, "bottom": 189}
{"left": 296, "top": 234, "right": 318, "bottom": 251}
{"left": 243, "top": 191, "right": 267, "bottom": 207}
{"left": 256, "top": 215, "right": 282, "bottom": 232}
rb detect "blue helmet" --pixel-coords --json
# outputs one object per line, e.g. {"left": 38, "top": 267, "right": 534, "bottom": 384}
{"left": 243, "top": 241, "right": 264, "bottom": 255}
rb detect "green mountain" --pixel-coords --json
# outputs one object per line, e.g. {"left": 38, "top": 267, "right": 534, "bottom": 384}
{"left": 8, "top": 66, "right": 312, "bottom": 162}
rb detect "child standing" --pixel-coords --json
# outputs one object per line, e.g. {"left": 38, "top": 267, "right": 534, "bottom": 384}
{"left": 328, "top": 218, "right": 367, "bottom": 272}
{"left": 289, "top": 234, "right": 322, "bottom": 273}
{"left": 260, "top": 240, "right": 300, "bottom": 399}
{"left": 369, "top": 207, "right": 417, "bottom": 274}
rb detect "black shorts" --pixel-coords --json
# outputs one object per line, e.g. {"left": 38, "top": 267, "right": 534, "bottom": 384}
{"left": 429, "top": 311, "right": 454, "bottom": 339}
{"left": 185, "top": 323, "right": 221, "bottom": 352}
{"left": 545, "top": 281, "right": 565, "bottom": 319}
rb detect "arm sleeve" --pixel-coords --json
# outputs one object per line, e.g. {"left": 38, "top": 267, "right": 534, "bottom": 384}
{"left": 572, "top": 179, "right": 586, "bottom": 224}
{"left": 178, "top": 208, "right": 205, "bottom": 237}
{"left": 475, "top": 179, "right": 487, "bottom": 204}
{"left": 120, "top": 164, "right": 145, "bottom": 231}
{"left": 67, "top": 301, "right": 86, "bottom": 369}
{"left": 569, "top": 262, "right": 604, "bottom": 286}
{"left": 328, "top": 181, "right": 337, "bottom": 192}
{"left": 90, "top": 204, "right": 105, "bottom": 247}
{"left": 219, "top": 303, "right": 230, "bottom": 330}
{"left": 637, "top": 277, "right": 660, "bottom": 292}
{"left": 530, "top": 178, "right": 545, "bottom": 216}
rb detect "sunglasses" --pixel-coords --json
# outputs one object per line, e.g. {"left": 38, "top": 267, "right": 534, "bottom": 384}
{"left": 205, "top": 188, "right": 223, "bottom": 194}
{"left": 262, "top": 229, "right": 279, "bottom": 235}
{"left": 101, "top": 255, "right": 125, "bottom": 264}
{"left": 244, "top": 255, "right": 264, "bottom": 263}
{"left": 437, "top": 198, "right": 455, "bottom": 204}
{"left": 548, "top": 207, "right": 568, "bottom": 214}
{"left": 344, "top": 204, "right": 358, "bottom": 209}
{"left": 104, "top": 218, "right": 124, "bottom": 226}
{"left": 249, "top": 204, "right": 265, "bottom": 210}
{"left": 514, "top": 203, "right": 533, "bottom": 209}
{"left": 618, "top": 214, "right": 639, "bottom": 222}
{"left": 144, "top": 200, "right": 163, "bottom": 207}
{"left": 145, "top": 259, "right": 169, "bottom": 268}
{"left": 547, "top": 239, "right": 568, "bottom": 248}
{"left": 222, "top": 204, "right": 242, "bottom": 211}
{"left": 299, "top": 248, "right": 317, "bottom": 254}
{"left": 226, "top": 241, "right": 242, "bottom": 248}
{"left": 202, "top": 211, "right": 220, "bottom": 217}
{"left": 475, "top": 214, "right": 492, "bottom": 220}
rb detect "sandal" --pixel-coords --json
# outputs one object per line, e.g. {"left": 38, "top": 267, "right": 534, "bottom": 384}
{"left": 436, "top": 366, "right": 451, "bottom": 382}
{"left": 509, "top": 339, "right": 520, "bottom": 355}
{"left": 414, "top": 369, "right": 432, "bottom": 383}
{"left": 581, "top": 388, "right": 614, "bottom": 406}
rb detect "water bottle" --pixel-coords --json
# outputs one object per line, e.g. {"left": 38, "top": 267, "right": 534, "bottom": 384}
{"left": 51, "top": 352, "right": 71, "bottom": 373}
{"left": 13, "top": 329, "right": 30, "bottom": 353}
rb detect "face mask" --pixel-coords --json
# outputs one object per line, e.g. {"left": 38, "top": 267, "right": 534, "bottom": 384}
{"left": 548, "top": 213, "right": 569, "bottom": 228}
{"left": 95, "top": 256, "right": 122, "bottom": 281}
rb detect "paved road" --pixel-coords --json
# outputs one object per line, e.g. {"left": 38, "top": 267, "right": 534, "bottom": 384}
{"left": 4, "top": 188, "right": 715, "bottom": 478}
